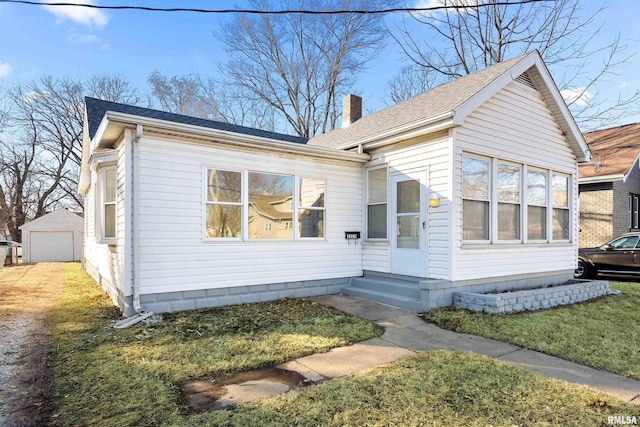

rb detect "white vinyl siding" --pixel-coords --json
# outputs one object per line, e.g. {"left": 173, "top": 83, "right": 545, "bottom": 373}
{"left": 452, "top": 79, "right": 578, "bottom": 281}
{"left": 133, "top": 136, "right": 363, "bottom": 295}
{"left": 363, "top": 132, "right": 451, "bottom": 278}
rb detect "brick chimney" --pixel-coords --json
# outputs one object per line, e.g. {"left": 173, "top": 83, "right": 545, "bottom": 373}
{"left": 342, "top": 94, "right": 362, "bottom": 128}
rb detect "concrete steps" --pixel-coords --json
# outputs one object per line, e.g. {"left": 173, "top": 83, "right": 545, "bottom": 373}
{"left": 342, "top": 273, "right": 423, "bottom": 312}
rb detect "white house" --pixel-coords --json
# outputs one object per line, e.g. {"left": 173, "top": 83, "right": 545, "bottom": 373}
{"left": 20, "top": 209, "right": 84, "bottom": 263}
{"left": 78, "top": 51, "right": 590, "bottom": 318}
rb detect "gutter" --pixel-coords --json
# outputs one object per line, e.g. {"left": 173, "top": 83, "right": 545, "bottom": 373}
{"left": 113, "top": 124, "right": 154, "bottom": 329}
{"left": 102, "top": 111, "right": 370, "bottom": 164}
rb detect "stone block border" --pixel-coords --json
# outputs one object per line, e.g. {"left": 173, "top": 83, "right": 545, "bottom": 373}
{"left": 453, "top": 279, "right": 612, "bottom": 313}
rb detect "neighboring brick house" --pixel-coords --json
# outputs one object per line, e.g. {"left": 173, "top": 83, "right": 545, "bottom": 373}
{"left": 578, "top": 123, "right": 640, "bottom": 248}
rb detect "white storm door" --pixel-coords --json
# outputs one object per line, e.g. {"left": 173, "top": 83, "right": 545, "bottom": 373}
{"left": 390, "top": 171, "right": 427, "bottom": 277}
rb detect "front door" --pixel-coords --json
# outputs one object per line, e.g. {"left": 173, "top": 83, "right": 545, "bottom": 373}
{"left": 390, "top": 171, "right": 427, "bottom": 277}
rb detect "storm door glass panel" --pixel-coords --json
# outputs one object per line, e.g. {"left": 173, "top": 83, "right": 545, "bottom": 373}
{"left": 248, "top": 172, "right": 293, "bottom": 240}
{"left": 206, "top": 169, "right": 242, "bottom": 238}
{"left": 396, "top": 180, "right": 420, "bottom": 249}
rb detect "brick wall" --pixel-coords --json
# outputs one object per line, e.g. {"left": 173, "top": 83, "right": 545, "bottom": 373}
{"left": 578, "top": 182, "right": 613, "bottom": 248}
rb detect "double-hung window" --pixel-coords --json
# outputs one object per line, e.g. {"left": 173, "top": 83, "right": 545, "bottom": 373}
{"left": 98, "top": 166, "right": 117, "bottom": 241}
{"left": 462, "top": 156, "right": 490, "bottom": 240}
{"left": 248, "top": 172, "right": 293, "bottom": 240}
{"left": 206, "top": 169, "right": 242, "bottom": 238}
{"left": 497, "top": 163, "right": 521, "bottom": 240}
{"left": 298, "top": 178, "right": 325, "bottom": 238}
{"left": 630, "top": 194, "right": 639, "bottom": 229}
{"left": 367, "top": 168, "right": 387, "bottom": 239}
{"left": 527, "top": 169, "right": 547, "bottom": 241}
{"left": 462, "top": 153, "right": 572, "bottom": 244}
{"left": 552, "top": 174, "right": 570, "bottom": 240}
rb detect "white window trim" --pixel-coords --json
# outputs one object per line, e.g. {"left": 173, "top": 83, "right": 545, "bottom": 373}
{"left": 203, "top": 167, "right": 328, "bottom": 242}
{"left": 462, "top": 154, "right": 491, "bottom": 244}
{"left": 297, "top": 176, "right": 327, "bottom": 240}
{"left": 96, "top": 164, "right": 117, "bottom": 244}
{"left": 365, "top": 165, "right": 389, "bottom": 241}
{"left": 462, "top": 152, "right": 573, "bottom": 246}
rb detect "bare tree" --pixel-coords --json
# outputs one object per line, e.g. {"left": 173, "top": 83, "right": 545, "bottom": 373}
{"left": 87, "top": 73, "right": 146, "bottom": 105}
{"left": 0, "top": 74, "right": 144, "bottom": 240}
{"left": 148, "top": 70, "right": 222, "bottom": 119}
{"left": 386, "top": 64, "right": 438, "bottom": 105}
{"left": 387, "top": 0, "right": 639, "bottom": 129}
{"left": 218, "top": 0, "right": 393, "bottom": 137}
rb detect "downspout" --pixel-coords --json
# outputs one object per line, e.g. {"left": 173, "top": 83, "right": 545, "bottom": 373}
{"left": 113, "top": 124, "right": 154, "bottom": 328}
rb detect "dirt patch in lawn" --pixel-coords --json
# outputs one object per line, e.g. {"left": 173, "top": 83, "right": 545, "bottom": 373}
{"left": 0, "top": 263, "right": 66, "bottom": 427}
{"left": 184, "top": 367, "right": 317, "bottom": 412}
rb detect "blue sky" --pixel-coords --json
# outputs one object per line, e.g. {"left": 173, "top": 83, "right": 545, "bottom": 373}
{"left": 0, "top": 0, "right": 638, "bottom": 129}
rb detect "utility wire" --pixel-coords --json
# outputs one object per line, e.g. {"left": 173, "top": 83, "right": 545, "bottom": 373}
{"left": 0, "top": 0, "right": 555, "bottom": 15}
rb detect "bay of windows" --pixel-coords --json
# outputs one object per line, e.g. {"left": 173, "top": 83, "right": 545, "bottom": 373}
{"left": 205, "top": 168, "right": 325, "bottom": 240}
{"left": 462, "top": 154, "right": 570, "bottom": 244}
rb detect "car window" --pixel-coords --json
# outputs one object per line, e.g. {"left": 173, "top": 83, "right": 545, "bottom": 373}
{"left": 609, "top": 236, "right": 640, "bottom": 249}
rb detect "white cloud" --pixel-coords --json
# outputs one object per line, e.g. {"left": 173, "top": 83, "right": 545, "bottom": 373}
{"left": 561, "top": 88, "right": 593, "bottom": 107}
{"left": 43, "top": 0, "right": 109, "bottom": 28}
{"left": 0, "top": 62, "right": 11, "bottom": 79}
{"left": 619, "top": 81, "right": 629, "bottom": 90}
{"left": 67, "top": 31, "right": 109, "bottom": 49}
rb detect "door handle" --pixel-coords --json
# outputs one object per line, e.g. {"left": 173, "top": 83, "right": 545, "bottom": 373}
{"left": 422, "top": 221, "right": 426, "bottom": 230}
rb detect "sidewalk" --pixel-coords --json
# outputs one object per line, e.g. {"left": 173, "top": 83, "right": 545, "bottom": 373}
{"left": 306, "top": 294, "right": 640, "bottom": 404}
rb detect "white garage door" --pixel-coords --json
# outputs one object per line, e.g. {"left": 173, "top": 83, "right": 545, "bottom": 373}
{"left": 30, "top": 231, "right": 74, "bottom": 262}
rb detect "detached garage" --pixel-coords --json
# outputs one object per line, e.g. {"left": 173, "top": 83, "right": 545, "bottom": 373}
{"left": 20, "top": 209, "right": 84, "bottom": 263}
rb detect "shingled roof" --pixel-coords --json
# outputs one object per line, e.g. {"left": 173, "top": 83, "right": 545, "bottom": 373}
{"left": 580, "top": 123, "right": 640, "bottom": 180}
{"left": 85, "top": 97, "right": 308, "bottom": 145}
{"left": 308, "top": 53, "right": 530, "bottom": 149}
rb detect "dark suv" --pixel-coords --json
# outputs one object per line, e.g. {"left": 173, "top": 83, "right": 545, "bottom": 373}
{"left": 576, "top": 232, "right": 640, "bottom": 278}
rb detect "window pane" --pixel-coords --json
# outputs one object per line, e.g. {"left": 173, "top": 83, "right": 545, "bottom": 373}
{"left": 527, "top": 170, "right": 546, "bottom": 205}
{"left": 368, "top": 204, "right": 387, "bottom": 238}
{"left": 299, "top": 179, "right": 325, "bottom": 208}
{"left": 463, "top": 200, "right": 489, "bottom": 240}
{"left": 528, "top": 206, "right": 546, "bottom": 240}
{"left": 207, "top": 170, "right": 241, "bottom": 203}
{"left": 104, "top": 204, "right": 116, "bottom": 239}
{"left": 248, "top": 173, "right": 293, "bottom": 240}
{"left": 397, "top": 215, "right": 419, "bottom": 249}
{"left": 552, "top": 174, "right": 568, "bottom": 207}
{"left": 610, "top": 235, "right": 639, "bottom": 249}
{"left": 368, "top": 169, "right": 387, "bottom": 203}
{"left": 206, "top": 205, "right": 241, "bottom": 238}
{"left": 105, "top": 168, "right": 116, "bottom": 203}
{"left": 397, "top": 180, "right": 420, "bottom": 213}
{"left": 299, "top": 209, "right": 324, "bottom": 238}
{"left": 498, "top": 203, "right": 520, "bottom": 240}
{"left": 498, "top": 163, "right": 520, "bottom": 203}
{"left": 462, "top": 156, "right": 489, "bottom": 200}
{"left": 553, "top": 208, "right": 569, "bottom": 240}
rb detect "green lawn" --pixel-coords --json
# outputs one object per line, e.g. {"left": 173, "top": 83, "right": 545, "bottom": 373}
{"left": 423, "top": 280, "right": 640, "bottom": 379}
{"left": 50, "top": 266, "right": 639, "bottom": 426}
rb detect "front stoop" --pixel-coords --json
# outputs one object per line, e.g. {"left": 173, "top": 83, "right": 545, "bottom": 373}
{"left": 342, "top": 272, "right": 424, "bottom": 312}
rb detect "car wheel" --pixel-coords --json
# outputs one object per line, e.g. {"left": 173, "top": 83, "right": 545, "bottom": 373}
{"left": 575, "top": 259, "right": 591, "bottom": 279}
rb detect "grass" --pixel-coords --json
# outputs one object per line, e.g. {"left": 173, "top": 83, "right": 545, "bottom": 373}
{"left": 50, "top": 265, "right": 640, "bottom": 426}
{"left": 50, "top": 264, "right": 382, "bottom": 426}
{"left": 423, "top": 280, "right": 640, "bottom": 379}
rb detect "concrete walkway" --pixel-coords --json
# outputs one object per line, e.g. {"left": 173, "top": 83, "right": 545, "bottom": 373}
{"left": 304, "top": 294, "right": 640, "bottom": 404}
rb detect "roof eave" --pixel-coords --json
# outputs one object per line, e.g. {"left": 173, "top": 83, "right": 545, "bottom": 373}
{"left": 102, "top": 111, "right": 370, "bottom": 163}
{"left": 578, "top": 174, "right": 625, "bottom": 184}
{"left": 336, "top": 112, "right": 456, "bottom": 151}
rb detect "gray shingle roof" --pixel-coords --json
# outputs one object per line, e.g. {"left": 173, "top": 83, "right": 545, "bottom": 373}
{"left": 84, "top": 97, "right": 308, "bottom": 145}
{"left": 308, "top": 53, "right": 530, "bottom": 148}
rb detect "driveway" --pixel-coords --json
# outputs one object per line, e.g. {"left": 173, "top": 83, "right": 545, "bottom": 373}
{"left": 0, "top": 263, "right": 66, "bottom": 427}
